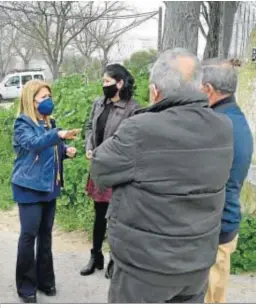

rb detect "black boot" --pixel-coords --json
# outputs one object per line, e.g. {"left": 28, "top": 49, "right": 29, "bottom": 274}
{"left": 80, "top": 249, "right": 104, "bottom": 276}
{"left": 19, "top": 295, "right": 37, "bottom": 303}
{"left": 38, "top": 286, "right": 57, "bottom": 296}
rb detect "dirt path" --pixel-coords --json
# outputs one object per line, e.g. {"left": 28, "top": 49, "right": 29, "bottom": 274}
{"left": 0, "top": 208, "right": 255, "bottom": 304}
{"left": 0, "top": 207, "right": 91, "bottom": 253}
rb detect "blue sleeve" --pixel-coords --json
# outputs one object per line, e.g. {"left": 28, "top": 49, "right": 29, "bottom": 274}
{"left": 62, "top": 143, "right": 69, "bottom": 159}
{"left": 14, "top": 118, "right": 62, "bottom": 152}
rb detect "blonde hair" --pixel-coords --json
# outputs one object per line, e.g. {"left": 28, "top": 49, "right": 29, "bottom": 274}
{"left": 17, "top": 79, "right": 52, "bottom": 127}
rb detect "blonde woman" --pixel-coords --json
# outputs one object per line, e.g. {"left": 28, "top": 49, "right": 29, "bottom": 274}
{"left": 11, "top": 80, "right": 81, "bottom": 303}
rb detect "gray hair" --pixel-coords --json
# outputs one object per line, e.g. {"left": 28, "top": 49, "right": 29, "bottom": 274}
{"left": 202, "top": 58, "right": 237, "bottom": 94}
{"left": 149, "top": 48, "right": 202, "bottom": 98}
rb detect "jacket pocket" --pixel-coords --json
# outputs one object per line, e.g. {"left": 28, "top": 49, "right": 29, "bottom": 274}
{"left": 26, "top": 155, "right": 39, "bottom": 174}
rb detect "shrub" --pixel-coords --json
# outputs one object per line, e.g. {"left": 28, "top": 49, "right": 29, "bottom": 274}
{"left": 231, "top": 215, "right": 256, "bottom": 274}
{"left": 52, "top": 72, "right": 149, "bottom": 235}
{"left": 52, "top": 75, "right": 102, "bottom": 234}
{"left": 0, "top": 106, "right": 16, "bottom": 210}
{"left": 2, "top": 72, "right": 256, "bottom": 274}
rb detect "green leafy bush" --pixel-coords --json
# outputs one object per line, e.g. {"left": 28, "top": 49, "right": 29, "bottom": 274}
{"left": 231, "top": 215, "right": 256, "bottom": 274}
{"left": 0, "top": 106, "right": 16, "bottom": 210}
{"left": 124, "top": 49, "right": 157, "bottom": 75}
{"left": 52, "top": 75, "right": 102, "bottom": 234}
{"left": 2, "top": 72, "right": 255, "bottom": 274}
{"left": 52, "top": 73, "right": 149, "bottom": 235}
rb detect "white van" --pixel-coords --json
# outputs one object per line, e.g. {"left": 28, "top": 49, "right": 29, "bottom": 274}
{"left": 0, "top": 69, "right": 46, "bottom": 101}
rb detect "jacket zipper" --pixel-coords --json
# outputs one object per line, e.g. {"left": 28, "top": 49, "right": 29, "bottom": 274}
{"left": 52, "top": 148, "right": 55, "bottom": 192}
{"left": 27, "top": 155, "right": 39, "bottom": 174}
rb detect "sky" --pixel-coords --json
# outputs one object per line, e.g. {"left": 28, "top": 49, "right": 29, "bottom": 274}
{"left": 109, "top": 1, "right": 163, "bottom": 61}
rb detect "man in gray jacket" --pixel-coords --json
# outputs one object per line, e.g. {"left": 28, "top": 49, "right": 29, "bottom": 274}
{"left": 90, "top": 48, "right": 234, "bottom": 303}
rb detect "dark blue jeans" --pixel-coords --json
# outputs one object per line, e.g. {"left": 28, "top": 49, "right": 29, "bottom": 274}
{"left": 16, "top": 200, "right": 56, "bottom": 297}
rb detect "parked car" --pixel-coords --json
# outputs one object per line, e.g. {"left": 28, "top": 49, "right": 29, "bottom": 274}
{"left": 0, "top": 69, "right": 46, "bottom": 101}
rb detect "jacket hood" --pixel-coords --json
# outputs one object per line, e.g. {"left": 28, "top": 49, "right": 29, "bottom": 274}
{"left": 18, "top": 113, "right": 38, "bottom": 127}
{"left": 135, "top": 85, "right": 209, "bottom": 115}
{"left": 18, "top": 113, "right": 57, "bottom": 128}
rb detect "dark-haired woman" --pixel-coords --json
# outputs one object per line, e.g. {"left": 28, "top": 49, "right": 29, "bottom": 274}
{"left": 80, "top": 64, "right": 140, "bottom": 277}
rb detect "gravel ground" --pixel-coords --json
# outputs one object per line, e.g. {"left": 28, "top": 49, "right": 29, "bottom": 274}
{"left": 0, "top": 208, "right": 255, "bottom": 304}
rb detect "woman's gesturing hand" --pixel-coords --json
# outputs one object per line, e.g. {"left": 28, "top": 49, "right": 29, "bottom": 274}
{"left": 58, "top": 129, "right": 82, "bottom": 140}
{"left": 66, "top": 147, "right": 77, "bottom": 158}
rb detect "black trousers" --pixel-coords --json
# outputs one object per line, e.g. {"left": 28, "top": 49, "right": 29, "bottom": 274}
{"left": 92, "top": 201, "right": 109, "bottom": 252}
{"left": 16, "top": 200, "right": 56, "bottom": 297}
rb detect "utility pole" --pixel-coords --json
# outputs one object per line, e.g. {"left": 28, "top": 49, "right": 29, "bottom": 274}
{"left": 158, "top": 6, "right": 163, "bottom": 52}
{"left": 218, "top": 1, "right": 225, "bottom": 58}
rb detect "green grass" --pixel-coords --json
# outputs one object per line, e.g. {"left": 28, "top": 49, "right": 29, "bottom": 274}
{"left": 55, "top": 198, "right": 95, "bottom": 239}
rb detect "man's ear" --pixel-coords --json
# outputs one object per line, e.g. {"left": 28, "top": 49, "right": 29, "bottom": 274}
{"left": 152, "top": 84, "right": 160, "bottom": 100}
{"left": 201, "top": 83, "right": 214, "bottom": 95}
{"left": 149, "top": 84, "right": 157, "bottom": 105}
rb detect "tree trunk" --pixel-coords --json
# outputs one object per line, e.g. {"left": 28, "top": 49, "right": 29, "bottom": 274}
{"left": 23, "top": 59, "right": 29, "bottom": 69}
{"left": 241, "top": 4, "right": 247, "bottom": 57}
{"left": 100, "top": 49, "right": 109, "bottom": 73}
{"left": 239, "top": 4, "right": 246, "bottom": 57}
{"left": 162, "top": 1, "right": 201, "bottom": 54}
{"left": 234, "top": 13, "right": 239, "bottom": 58}
{"left": 218, "top": 2, "right": 225, "bottom": 58}
{"left": 52, "top": 65, "right": 59, "bottom": 80}
{"left": 49, "top": 59, "right": 60, "bottom": 80}
{"left": 203, "top": 2, "right": 220, "bottom": 59}
{"left": 203, "top": 1, "right": 238, "bottom": 60}
{"left": 223, "top": 2, "right": 238, "bottom": 58}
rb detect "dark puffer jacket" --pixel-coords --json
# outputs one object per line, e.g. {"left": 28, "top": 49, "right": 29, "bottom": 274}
{"left": 90, "top": 86, "right": 234, "bottom": 286}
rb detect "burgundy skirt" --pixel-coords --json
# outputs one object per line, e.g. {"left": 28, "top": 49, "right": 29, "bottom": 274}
{"left": 86, "top": 175, "right": 112, "bottom": 203}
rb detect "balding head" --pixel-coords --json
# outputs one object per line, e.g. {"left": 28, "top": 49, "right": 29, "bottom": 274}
{"left": 201, "top": 58, "right": 237, "bottom": 106}
{"left": 149, "top": 48, "right": 202, "bottom": 104}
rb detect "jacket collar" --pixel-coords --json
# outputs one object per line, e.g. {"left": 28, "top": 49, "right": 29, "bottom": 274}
{"left": 18, "top": 113, "right": 49, "bottom": 131}
{"left": 103, "top": 98, "right": 126, "bottom": 109}
{"left": 19, "top": 113, "right": 39, "bottom": 127}
{"left": 135, "top": 85, "right": 208, "bottom": 114}
{"left": 113, "top": 100, "right": 126, "bottom": 109}
{"left": 210, "top": 95, "right": 236, "bottom": 110}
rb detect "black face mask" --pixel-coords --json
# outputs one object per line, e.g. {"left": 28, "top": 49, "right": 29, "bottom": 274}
{"left": 103, "top": 84, "right": 118, "bottom": 99}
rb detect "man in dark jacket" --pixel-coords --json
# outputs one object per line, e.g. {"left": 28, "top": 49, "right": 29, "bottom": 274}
{"left": 201, "top": 59, "right": 253, "bottom": 303}
{"left": 90, "top": 48, "right": 234, "bottom": 303}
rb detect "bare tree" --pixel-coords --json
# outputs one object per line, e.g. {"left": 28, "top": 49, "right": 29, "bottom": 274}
{"left": 240, "top": 4, "right": 247, "bottom": 57}
{"left": 0, "top": 24, "right": 16, "bottom": 78}
{"left": 223, "top": 2, "right": 239, "bottom": 57}
{"left": 73, "top": 11, "right": 158, "bottom": 70}
{"left": 72, "top": 26, "right": 98, "bottom": 65}
{"left": 201, "top": 1, "right": 239, "bottom": 59}
{"left": 162, "top": 1, "right": 201, "bottom": 54}
{"left": 0, "top": 1, "right": 126, "bottom": 79}
{"left": 12, "top": 30, "right": 35, "bottom": 69}
{"left": 201, "top": 2, "right": 220, "bottom": 59}
{"left": 92, "top": 19, "right": 148, "bottom": 68}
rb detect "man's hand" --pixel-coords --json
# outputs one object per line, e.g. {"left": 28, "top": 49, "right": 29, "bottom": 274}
{"left": 58, "top": 129, "right": 82, "bottom": 140}
{"left": 86, "top": 150, "right": 93, "bottom": 160}
{"left": 66, "top": 147, "right": 77, "bottom": 158}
